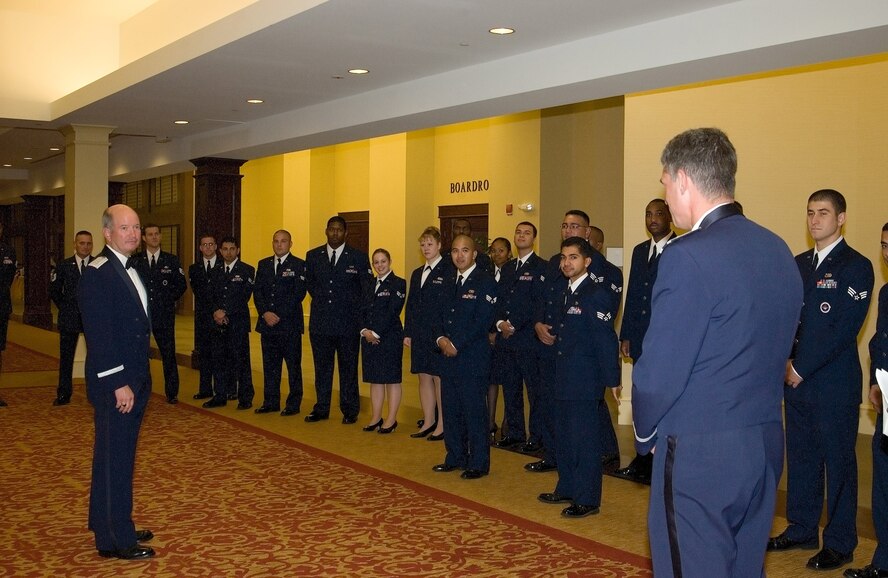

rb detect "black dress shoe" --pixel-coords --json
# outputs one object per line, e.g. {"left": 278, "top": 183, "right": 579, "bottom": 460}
{"left": 613, "top": 461, "right": 652, "bottom": 484}
{"left": 432, "top": 463, "right": 459, "bottom": 472}
{"left": 363, "top": 419, "right": 383, "bottom": 431}
{"left": 304, "top": 412, "right": 329, "bottom": 422}
{"left": 236, "top": 402, "right": 252, "bottom": 410}
{"left": 281, "top": 407, "right": 300, "bottom": 416}
{"left": 342, "top": 415, "right": 358, "bottom": 424}
{"left": 562, "top": 504, "right": 600, "bottom": 518}
{"left": 135, "top": 529, "right": 154, "bottom": 542}
{"left": 767, "top": 532, "right": 819, "bottom": 551}
{"left": 226, "top": 393, "right": 238, "bottom": 401}
{"left": 461, "top": 469, "right": 487, "bottom": 479}
{"left": 427, "top": 432, "right": 445, "bottom": 441}
{"left": 520, "top": 441, "right": 542, "bottom": 453}
{"left": 254, "top": 405, "right": 278, "bottom": 414}
{"left": 52, "top": 397, "right": 71, "bottom": 406}
{"left": 494, "top": 436, "right": 525, "bottom": 448}
{"left": 202, "top": 398, "right": 226, "bottom": 408}
{"left": 378, "top": 421, "right": 398, "bottom": 434}
{"left": 192, "top": 393, "right": 213, "bottom": 400}
{"left": 807, "top": 547, "right": 852, "bottom": 570}
{"left": 0, "top": 398, "right": 7, "bottom": 407}
{"left": 166, "top": 397, "right": 178, "bottom": 404}
{"left": 410, "top": 424, "right": 436, "bottom": 438}
{"left": 538, "top": 492, "right": 572, "bottom": 504}
{"left": 525, "top": 460, "right": 558, "bottom": 472}
{"left": 844, "top": 565, "right": 888, "bottom": 578}
{"left": 98, "top": 545, "right": 155, "bottom": 559}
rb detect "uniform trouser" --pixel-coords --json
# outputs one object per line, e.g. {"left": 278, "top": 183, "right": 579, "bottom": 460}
{"left": 152, "top": 324, "right": 179, "bottom": 399}
{"left": 441, "top": 372, "right": 490, "bottom": 472}
{"left": 500, "top": 344, "right": 543, "bottom": 443}
{"left": 309, "top": 332, "right": 360, "bottom": 417}
{"left": 784, "top": 396, "right": 859, "bottom": 554}
{"left": 648, "top": 422, "right": 783, "bottom": 578}
{"left": 599, "top": 398, "right": 619, "bottom": 458}
{"left": 212, "top": 329, "right": 253, "bottom": 404}
{"left": 88, "top": 380, "right": 149, "bottom": 551}
{"left": 872, "top": 414, "right": 888, "bottom": 569}
{"left": 554, "top": 399, "right": 601, "bottom": 506}
{"left": 57, "top": 330, "right": 80, "bottom": 400}
{"left": 260, "top": 331, "right": 303, "bottom": 410}
{"left": 537, "top": 353, "right": 558, "bottom": 463}
{"left": 194, "top": 325, "right": 215, "bottom": 397}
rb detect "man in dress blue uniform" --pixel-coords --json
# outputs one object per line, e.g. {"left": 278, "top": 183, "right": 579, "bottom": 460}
{"left": 614, "top": 199, "right": 674, "bottom": 484}
{"left": 494, "top": 222, "right": 546, "bottom": 451}
{"left": 304, "top": 216, "right": 372, "bottom": 424}
{"left": 528, "top": 210, "right": 621, "bottom": 473}
{"left": 253, "top": 230, "right": 308, "bottom": 416}
{"left": 50, "top": 230, "right": 93, "bottom": 406}
{"left": 0, "top": 221, "right": 17, "bottom": 407}
{"left": 844, "top": 223, "right": 888, "bottom": 578}
{"left": 588, "top": 225, "right": 623, "bottom": 472}
{"left": 78, "top": 204, "right": 155, "bottom": 560}
{"left": 133, "top": 224, "right": 187, "bottom": 403}
{"left": 633, "top": 128, "right": 802, "bottom": 577}
{"left": 202, "top": 236, "right": 255, "bottom": 410}
{"left": 188, "top": 235, "right": 222, "bottom": 400}
{"left": 770, "top": 189, "right": 874, "bottom": 571}
{"left": 537, "top": 236, "right": 620, "bottom": 518}
{"left": 432, "top": 234, "right": 497, "bottom": 479}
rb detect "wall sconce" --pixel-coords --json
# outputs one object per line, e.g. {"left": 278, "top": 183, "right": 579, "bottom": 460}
{"left": 518, "top": 203, "right": 535, "bottom": 212}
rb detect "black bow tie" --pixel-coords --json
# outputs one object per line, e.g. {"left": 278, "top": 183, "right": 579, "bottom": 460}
{"left": 125, "top": 257, "right": 135, "bottom": 269}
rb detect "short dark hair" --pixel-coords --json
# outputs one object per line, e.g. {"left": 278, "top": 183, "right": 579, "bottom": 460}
{"left": 883, "top": 222, "right": 888, "bottom": 233}
{"left": 199, "top": 234, "right": 216, "bottom": 244}
{"left": 142, "top": 223, "right": 160, "bottom": 234}
{"left": 327, "top": 216, "right": 347, "bottom": 230}
{"left": 661, "top": 127, "right": 737, "bottom": 199}
{"left": 75, "top": 230, "right": 92, "bottom": 238}
{"left": 220, "top": 235, "right": 238, "bottom": 247}
{"left": 516, "top": 221, "right": 537, "bottom": 238}
{"left": 564, "top": 210, "right": 590, "bottom": 225}
{"left": 808, "top": 189, "right": 847, "bottom": 214}
{"left": 490, "top": 237, "right": 512, "bottom": 253}
{"left": 588, "top": 225, "right": 604, "bottom": 245}
{"left": 273, "top": 229, "right": 291, "bottom": 241}
{"left": 561, "top": 236, "right": 593, "bottom": 259}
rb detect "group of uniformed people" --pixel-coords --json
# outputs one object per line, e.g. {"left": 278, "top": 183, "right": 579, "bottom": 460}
{"left": 16, "top": 178, "right": 888, "bottom": 575}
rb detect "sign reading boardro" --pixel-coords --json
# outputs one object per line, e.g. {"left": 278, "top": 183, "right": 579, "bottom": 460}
{"left": 450, "top": 180, "right": 489, "bottom": 193}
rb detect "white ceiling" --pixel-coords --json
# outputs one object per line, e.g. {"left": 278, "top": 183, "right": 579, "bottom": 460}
{"left": 1, "top": 0, "right": 888, "bottom": 200}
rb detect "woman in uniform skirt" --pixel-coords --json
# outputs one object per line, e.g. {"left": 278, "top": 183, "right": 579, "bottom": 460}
{"left": 361, "top": 249, "right": 407, "bottom": 433}
{"left": 404, "top": 227, "right": 453, "bottom": 440}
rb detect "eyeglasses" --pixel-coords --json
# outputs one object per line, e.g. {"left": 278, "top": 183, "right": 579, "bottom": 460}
{"left": 560, "top": 223, "right": 588, "bottom": 231}
{"left": 200, "top": 242, "right": 217, "bottom": 247}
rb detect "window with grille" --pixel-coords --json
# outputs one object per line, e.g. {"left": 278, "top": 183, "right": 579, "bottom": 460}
{"left": 123, "top": 182, "right": 145, "bottom": 208}
{"left": 159, "top": 225, "right": 179, "bottom": 256}
{"left": 154, "top": 176, "right": 179, "bottom": 206}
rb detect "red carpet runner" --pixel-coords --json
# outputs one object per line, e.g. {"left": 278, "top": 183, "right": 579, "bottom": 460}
{"left": 0, "top": 387, "right": 652, "bottom": 577}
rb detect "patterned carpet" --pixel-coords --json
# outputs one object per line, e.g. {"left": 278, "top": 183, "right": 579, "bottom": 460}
{"left": 0, "top": 386, "right": 652, "bottom": 577}
{"left": 2, "top": 341, "right": 59, "bottom": 372}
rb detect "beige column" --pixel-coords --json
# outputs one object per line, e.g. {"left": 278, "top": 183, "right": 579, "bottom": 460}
{"left": 61, "top": 124, "right": 114, "bottom": 380}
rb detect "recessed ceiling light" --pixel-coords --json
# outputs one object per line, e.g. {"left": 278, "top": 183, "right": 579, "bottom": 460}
{"left": 2, "top": 164, "right": 11, "bottom": 167}
{"left": 23, "top": 157, "right": 32, "bottom": 160}
{"left": 489, "top": 27, "right": 514, "bottom": 35}
{"left": 174, "top": 120, "right": 189, "bottom": 125}
{"left": 246, "top": 99, "right": 264, "bottom": 104}
{"left": 49, "top": 147, "right": 60, "bottom": 151}
{"left": 348, "top": 68, "right": 369, "bottom": 75}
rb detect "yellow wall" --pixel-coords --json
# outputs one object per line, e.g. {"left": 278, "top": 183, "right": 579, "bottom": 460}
{"left": 623, "top": 56, "right": 888, "bottom": 432}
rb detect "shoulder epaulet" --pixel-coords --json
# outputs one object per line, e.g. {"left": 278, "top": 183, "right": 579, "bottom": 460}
{"left": 89, "top": 256, "right": 109, "bottom": 268}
